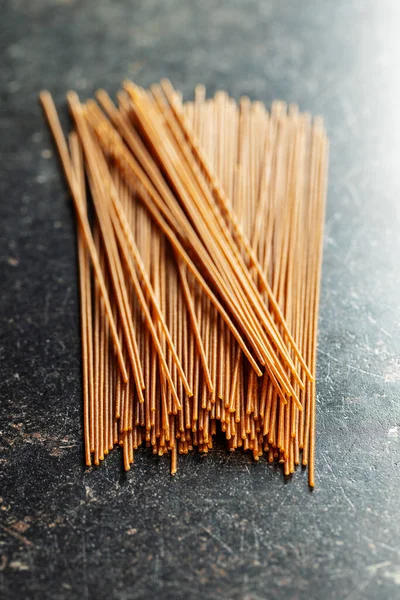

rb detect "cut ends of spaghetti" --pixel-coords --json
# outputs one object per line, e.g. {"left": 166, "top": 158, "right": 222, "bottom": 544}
{"left": 40, "top": 79, "right": 328, "bottom": 487}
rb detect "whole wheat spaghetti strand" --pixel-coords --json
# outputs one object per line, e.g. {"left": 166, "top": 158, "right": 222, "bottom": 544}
{"left": 69, "top": 132, "right": 92, "bottom": 466}
{"left": 308, "top": 124, "right": 329, "bottom": 488}
{"left": 93, "top": 226, "right": 102, "bottom": 464}
{"left": 98, "top": 250, "right": 106, "bottom": 460}
{"left": 301, "top": 120, "right": 322, "bottom": 470}
{"left": 287, "top": 111, "right": 308, "bottom": 458}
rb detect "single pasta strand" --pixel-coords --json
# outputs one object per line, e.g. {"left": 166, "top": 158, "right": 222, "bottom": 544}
{"left": 98, "top": 251, "right": 106, "bottom": 460}
{"left": 93, "top": 226, "right": 101, "bottom": 465}
{"left": 69, "top": 132, "right": 92, "bottom": 466}
{"left": 308, "top": 126, "right": 329, "bottom": 488}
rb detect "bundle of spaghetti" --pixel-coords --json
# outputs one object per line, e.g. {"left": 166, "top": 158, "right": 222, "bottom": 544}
{"left": 40, "top": 79, "right": 328, "bottom": 486}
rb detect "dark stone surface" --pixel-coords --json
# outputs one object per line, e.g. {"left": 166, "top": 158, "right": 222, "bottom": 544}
{"left": 1, "top": 1, "right": 400, "bottom": 598}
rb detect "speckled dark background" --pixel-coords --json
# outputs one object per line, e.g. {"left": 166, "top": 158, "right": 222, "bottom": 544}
{"left": 1, "top": 1, "right": 400, "bottom": 599}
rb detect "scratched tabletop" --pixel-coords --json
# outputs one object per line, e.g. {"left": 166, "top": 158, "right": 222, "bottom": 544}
{"left": 1, "top": 1, "right": 400, "bottom": 599}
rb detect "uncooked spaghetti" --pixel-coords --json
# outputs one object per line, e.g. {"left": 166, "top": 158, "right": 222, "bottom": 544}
{"left": 40, "top": 80, "right": 328, "bottom": 487}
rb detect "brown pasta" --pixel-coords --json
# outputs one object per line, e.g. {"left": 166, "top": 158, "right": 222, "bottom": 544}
{"left": 40, "top": 79, "right": 328, "bottom": 487}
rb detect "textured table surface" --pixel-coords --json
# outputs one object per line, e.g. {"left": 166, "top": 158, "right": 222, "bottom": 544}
{"left": 1, "top": 1, "right": 400, "bottom": 599}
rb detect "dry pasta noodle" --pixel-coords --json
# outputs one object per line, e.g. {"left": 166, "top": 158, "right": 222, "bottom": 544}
{"left": 39, "top": 79, "right": 328, "bottom": 487}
